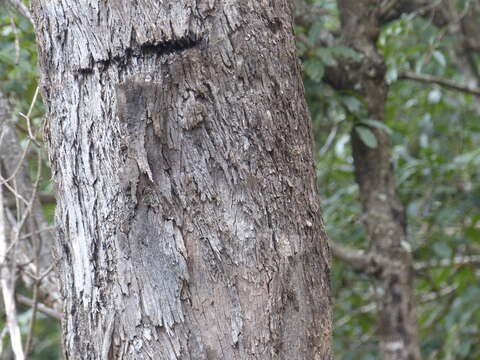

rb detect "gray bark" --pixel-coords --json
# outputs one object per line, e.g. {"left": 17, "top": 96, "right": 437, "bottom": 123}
{"left": 31, "top": 1, "right": 332, "bottom": 359}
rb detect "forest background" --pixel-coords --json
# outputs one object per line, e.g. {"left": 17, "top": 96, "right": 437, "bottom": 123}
{"left": 0, "top": 0, "right": 479, "bottom": 359}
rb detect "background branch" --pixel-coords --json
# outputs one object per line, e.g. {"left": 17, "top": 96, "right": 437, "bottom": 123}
{"left": 399, "top": 71, "right": 480, "bottom": 96}
{"left": 5, "top": 0, "right": 34, "bottom": 26}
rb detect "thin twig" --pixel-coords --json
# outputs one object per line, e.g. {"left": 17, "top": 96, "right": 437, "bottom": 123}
{"left": 379, "top": 0, "right": 398, "bottom": 18}
{"left": 414, "top": 255, "right": 480, "bottom": 271}
{"left": 5, "top": 0, "right": 35, "bottom": 27}
{"left": 24, "top": 280, "right": 38, "bottom": 358}
{"left": 5, "top": 193, "right": 56, "bottom": 208}
{"left": 336, "top": 302, "right": 376, "bottom": 327}
{"left": 19, "top": 226, "right": 55, "bottom": 241}
{"left": 418, "top": 284, "right": 457, "bottom": 303}
{"left": 22, "top": 263, "right": 55, "bottom": 283}
{"left": 19, "top": 86, "right": 41, "bottom": 147}
{"left": 319, "top": 124, "right": 338, "bottom": 155}
{"left": 3, "top": 148, "right": 43, "bottom": 260}
{"left": 0, "top": 86, "right": 41, "bottom": 187}
{"left": 331, "top": 242, "right": 370, "bottom": 270}
{"left": 16, "top": 295, "right": 62, "bottom": 321}
{"left": 0, "top": 177, "right": 29, "bottom": 205}
{"left": 0, "top": 180, "right": 25, "bottom": 360}
{"left": 9, "top": 15, "right": 21, "bottom": 65}
{"left": 24, "top": 194, "right": 42, "bottom": 360}
{"left": 0, "top": 142, "right": 32, "bottom": 186}
{"left": 399, "top": 71, "right": 480, "bottom": 96}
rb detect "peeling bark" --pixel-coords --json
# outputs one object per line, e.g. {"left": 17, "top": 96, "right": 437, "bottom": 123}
{"left": 31, "top": 1, "right": 332, "bottom": 359}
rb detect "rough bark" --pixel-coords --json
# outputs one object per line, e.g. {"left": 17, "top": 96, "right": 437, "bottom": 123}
{"left": 333, "top": 1, "right": 421, "bottom": 359}
{"left": 31, "top": 1, "right": 332, "bottom": 359}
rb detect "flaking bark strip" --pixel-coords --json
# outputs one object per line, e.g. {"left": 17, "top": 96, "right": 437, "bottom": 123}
{"left": 116, "top": 77, "right": 155, "bottom": 202}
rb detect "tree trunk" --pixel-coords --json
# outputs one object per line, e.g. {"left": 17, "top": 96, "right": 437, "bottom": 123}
{"left": 31, "top": 1, "right": 332, "bottom": 359}
{"left": 335, "top": 1, "right": 421, "bottom": 359}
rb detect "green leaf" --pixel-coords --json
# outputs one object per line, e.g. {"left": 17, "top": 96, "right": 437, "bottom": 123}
{"left": 342, "top": 96, "right": 362, "bottom": 114}
{"left": 330, "top": 46, "right": 364, "bottom": 61}
{"left": 415, "top": 57, "right": 424, "bottom": 73}
{"left": 454, "top": 148, "right": 480, "bottom": 165}
{"left": 433, "top": 242, "right": 452, "bottom": 258}
{"left": 433, "top": 50, "right": 446, "bottom": 67}
{"left": 386, "top": 66, "right": 398, "bottom": 83}
{"left": 359, "top": 119, "right": 393, "bottom": 135}
{"left": 308, "top": 22, "right": 324, "bottom": 43}
{"left": 465, "top": 226, "right": 480, "bottom": 242}
{"left": 355, "top": 126, "right": 378, "bottom": 148}
{"left": 304, "top": 59, "right": 324, "bottom": 82}
{"left": 316, "top": 48, "right": 337, "bottom": 66}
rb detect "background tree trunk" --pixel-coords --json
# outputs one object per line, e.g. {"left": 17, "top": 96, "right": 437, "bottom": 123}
{"left": 31, "top": 1, "right": 332, "bottom": 359}
{"left": 335, "top": 1, "right": 421, "bottom": 359}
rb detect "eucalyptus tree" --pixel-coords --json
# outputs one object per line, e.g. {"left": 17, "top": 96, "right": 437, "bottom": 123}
{"left": 31, "top": 1, "right": 332, "bottom": 358}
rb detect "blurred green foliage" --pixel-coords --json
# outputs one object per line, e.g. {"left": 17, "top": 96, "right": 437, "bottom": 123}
{"left": 299, "top": 0, "right": 480, "bottom": 359}
{"left": 1, "top": 0, "right": 479, "bottom": 359}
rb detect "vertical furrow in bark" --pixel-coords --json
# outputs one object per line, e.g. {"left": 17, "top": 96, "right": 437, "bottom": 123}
{"left": 336, "top": 1, "right": 421, "bottom": 359}
{"left": 32, "top": 0, "right": 332, "bottom": 359}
